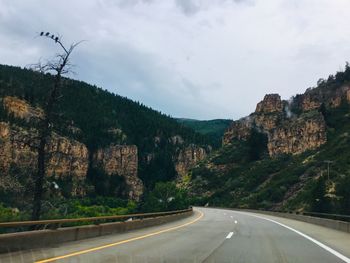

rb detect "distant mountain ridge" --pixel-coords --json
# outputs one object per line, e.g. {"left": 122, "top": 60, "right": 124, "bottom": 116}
{"left": 176, "top": 118, "right": 231, "bottom": 147}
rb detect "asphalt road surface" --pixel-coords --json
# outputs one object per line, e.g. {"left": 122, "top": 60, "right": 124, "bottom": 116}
{"left": 1, "top": 207, "right": 350, "bottom": 263}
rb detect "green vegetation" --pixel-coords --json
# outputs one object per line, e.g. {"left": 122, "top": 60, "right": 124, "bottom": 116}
{"left": 177, "top": 118, "right": 231, "bottom": 147}
{"left": 141, "top": 182, "right": 190, "bottom": 212}
{"left": 0, "top": 182, "right": 189, "bottom": 224}
{"left": 0, "top": 197, "right": 137, "bottom": 222}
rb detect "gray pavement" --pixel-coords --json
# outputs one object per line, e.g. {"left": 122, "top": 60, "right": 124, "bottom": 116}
{"left": 1, "top": 207, "right": 349, "bottom": 263}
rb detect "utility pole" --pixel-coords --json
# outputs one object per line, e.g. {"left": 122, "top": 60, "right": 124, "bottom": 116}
{"left": 324, "top": 160, "right": 333, "bottom": 181}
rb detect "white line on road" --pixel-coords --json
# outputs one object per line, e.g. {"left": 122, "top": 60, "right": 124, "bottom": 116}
{"left": 226, "top": 232, "right": 234, "bottom": 239}
{"left": 234, "top": 220, "right": 238, "bottom": 224}
{"left": 235, "top": 211, "right": 350, "bottom": 263}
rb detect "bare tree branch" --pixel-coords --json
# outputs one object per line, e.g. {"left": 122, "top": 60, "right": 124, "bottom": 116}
{"left": 31, "top": 31, "right": 82, "bottom": 220}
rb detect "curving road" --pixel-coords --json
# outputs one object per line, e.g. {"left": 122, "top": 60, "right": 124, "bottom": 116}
{"left": 1, "top": 207, "right": 350, "bottom": 263}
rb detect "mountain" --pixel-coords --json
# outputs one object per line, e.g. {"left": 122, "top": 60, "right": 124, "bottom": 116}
{"left": 189, "top": 64, "right": 350, "bottom": 214}
{"left": 177, "top": 118, "right": 231, "bottom": 147}
{"left": 0, "top": 64, "right": 212, "bottom": 212}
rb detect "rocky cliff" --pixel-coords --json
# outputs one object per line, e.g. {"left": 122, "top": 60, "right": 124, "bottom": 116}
{"left": 175, "top": 144, "right": 208, "bottom": 178}
{"left": 222, "top": 119, "right": 251, "bottom": 144}
{"left": 0, "top": 120, "right": 144, "bottom": 199}
{"left": 0, "top": 121, "right": 89, "bottom": 196}
{"left": 0, "top": 96, "right": 145, "bottom": 199}
{"left": 93, "top": 145, "right": 143, "bottom": 200}
{"left": 267, "top": 113, "right": 326, "bottom": 156}
{"left": 2, "top": 96, "right": 43, "bottom": 122}
{"left": 294, "top": 85, "right": 350, "bottom": 111}
{"left": 255, "top": 94, "right": 283, "bottom": 113}
{"left": 223, "top": 91, "right": 331, "bottom": 157}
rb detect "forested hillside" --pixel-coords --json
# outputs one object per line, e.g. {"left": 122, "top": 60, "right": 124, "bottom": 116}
{"left": 0, "top": 64, "right": 211, "bottom": 220}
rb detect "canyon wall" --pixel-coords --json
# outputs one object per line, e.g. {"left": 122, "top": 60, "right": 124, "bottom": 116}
{"left": 175, "top": 144, "right": 208, "bottom": 178}
{"left": 93, "top": 145, "right": 143, "bottom": 200}
{"left": 0, "top": 96, "right": 144, "bottom": 199}
{"left": 223, "top": 91, "right": 333, "bottom": 156}
{"left": 0, "top": 122, "right": 89, "bottom": 196}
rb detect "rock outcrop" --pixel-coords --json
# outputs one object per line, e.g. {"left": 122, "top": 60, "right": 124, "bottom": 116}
{"left": 0, "top": 96, "right": 146, "bottom": 199}
{"left": 223, "top": 91, "right": 331, "bottom": 157}
{"left": 0, "top": 121, "right": 144, "bottom": 199}
{"left": 222, "top": 119, "right": 252, "bottom": 144}
{"left": 267, "top": 113, "right": 326, "bottom": 156}
{"left": 294, "top": 86, "right": 350, "bottom": 111}
{"left": 93, "top": 145, "right": 143, "bottom": 200}
{"left": 255, "top": 94, "right": 283, "bottom": 113}
{"left": 2, "top": 96, "right": 43, "bottom": 122}
{"left": 0, "top": 122, "right": 89, "bottom": 195}
{"left": 175, "top": 145, "right": 208, "bottom": 178}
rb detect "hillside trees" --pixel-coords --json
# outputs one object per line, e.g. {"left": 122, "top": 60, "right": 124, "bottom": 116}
{"left": 141, "top": 182, "right": 189, "bottom": 212}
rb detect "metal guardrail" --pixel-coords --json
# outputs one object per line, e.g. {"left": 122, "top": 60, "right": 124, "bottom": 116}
{"left": 208, "top": 207, "right": 350, "bottom": 233}
{"left": 212, "top": 206, "right": 350, "bottom": 223}
{"left": 300, "top": 211, "right": 350, "bottom": 222}
{"left": 252, "top": 209, "right": 350, "bottom": 222}
{"left": 0, "top": 208, "right": 192, "bottom": 229}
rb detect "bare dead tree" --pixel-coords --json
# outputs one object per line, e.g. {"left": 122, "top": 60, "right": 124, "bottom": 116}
{"left": 31, "top": 32, "right": 82, "bottom": 220}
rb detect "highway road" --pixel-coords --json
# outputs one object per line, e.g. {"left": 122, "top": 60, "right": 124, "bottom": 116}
{"left": 1, "top": 207, "right": 350, "bottom": 263}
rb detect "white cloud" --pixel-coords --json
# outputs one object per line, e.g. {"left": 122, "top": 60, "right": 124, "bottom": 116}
{"left": 1, "top": 0, "right": 350, "bottom": 120}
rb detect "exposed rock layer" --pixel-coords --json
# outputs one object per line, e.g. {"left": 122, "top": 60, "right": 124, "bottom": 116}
{"left": 175, "top": 144, "right": 208, "bottom": 178}
{"left": 223, "top": 89, "right": 333, "bottom": 156}
{"left": 267, "top": 114, "right": 326, "bottom": 156}
{"left": 3, "top": 96, "right": 43, "bottom": 121}
{"left": 0, "top": 121, "right": 143, "bottom": 199}
{"left": 0, "top": 122, "right": 89, "bottom": 196}
{"left": 255, "top": 94, "right": 283, "bottom": 113}
{"left": 93, "top": 145, "right": 143, "bottom": 200}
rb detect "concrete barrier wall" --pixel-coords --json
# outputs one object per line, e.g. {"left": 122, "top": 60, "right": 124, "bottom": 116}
{"left": 0, "top": 211, "right": 193, "bottom": 253}
{"left": 214, "top": 207, "right": 350, "bottom": 233}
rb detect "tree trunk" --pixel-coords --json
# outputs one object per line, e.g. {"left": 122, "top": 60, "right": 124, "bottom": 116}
{"left": 31, "top": 75, "right": 61, "bottom": 220}
{"left": 31, "top": 132, "right": 48, "bottom": 220}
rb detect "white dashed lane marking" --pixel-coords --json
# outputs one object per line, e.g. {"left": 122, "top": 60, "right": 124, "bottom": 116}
{"left": 226, "top": 232, "right": 234, "bottom": 239}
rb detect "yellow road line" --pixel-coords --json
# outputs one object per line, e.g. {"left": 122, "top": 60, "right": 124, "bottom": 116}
{"left": 36, "top": 210, "right": 204, "bottom": 263}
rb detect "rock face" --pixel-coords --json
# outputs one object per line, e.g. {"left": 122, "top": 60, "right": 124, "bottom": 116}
{"left": 294, "top": 86, "right": 350, "bottom": 111}
{"left": 46, "top": 135, "right": 89, "bottom": 178}
{"left": 222, "top": 119, "right": 252, "bottom": 144}
{"left": 2, "top": 96, "right": 43, "bottom": 121}
{"left": 0, "top": 122, "right": 89, "bottom": 195}
{"left": 169, "top": 135, "right": 184, "bottom": 145}
{"left": 255, "top": 94, "right": 283, "bottom": 113}
{"left": 299, "top": 92, "right": 322, "bottom": 111}
{"left": 93, "top": 145, "right": 143, "bottom": 200}
{"left": 223, "top": 91, "right": 330, "bottom": 157}
{"left": 175, "top": 145, "right": 208, "bottom": 178}
{"left": 0, "top": 96, "right": 146, "bottom": 199}
{"left": 0, "top": 121, "right": 144, "bottom": 199}
{"left": 267, "top": 114, "right": 326, "bottom": 156}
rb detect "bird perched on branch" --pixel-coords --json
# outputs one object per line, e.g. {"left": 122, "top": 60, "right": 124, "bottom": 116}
{"left": 45, "top": 32, "right": 50, "bottom": 36}
{"left": 40, "top": 32, "right": 44, "bottom": 36}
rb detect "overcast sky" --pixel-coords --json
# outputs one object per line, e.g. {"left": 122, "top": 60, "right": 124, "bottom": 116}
{"left": 1, "top": 0, "right": 350, "bottom": 120}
